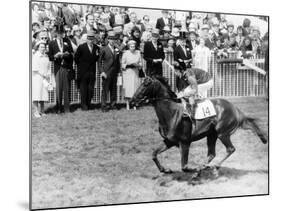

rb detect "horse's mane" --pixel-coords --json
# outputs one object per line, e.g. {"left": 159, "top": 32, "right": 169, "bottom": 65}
{"left": 154, "top": 76, "right": 178, "bottom": 100}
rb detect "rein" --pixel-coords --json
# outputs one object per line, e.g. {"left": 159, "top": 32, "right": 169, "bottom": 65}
{"left": 149, "top": 97, "right": 179, "bottom": 102}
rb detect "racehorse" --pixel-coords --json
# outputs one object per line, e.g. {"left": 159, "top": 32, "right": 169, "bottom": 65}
{"left": 130, "top": 76, "right": 267, "bottom": 175}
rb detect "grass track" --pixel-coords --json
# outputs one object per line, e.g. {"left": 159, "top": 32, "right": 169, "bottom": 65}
{"left": 31, "top": 97, "right": 268, "bottom": 209}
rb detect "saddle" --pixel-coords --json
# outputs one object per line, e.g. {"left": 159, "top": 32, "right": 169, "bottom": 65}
{"left": 182, "top": 98, "right": 216, "bottom": 120}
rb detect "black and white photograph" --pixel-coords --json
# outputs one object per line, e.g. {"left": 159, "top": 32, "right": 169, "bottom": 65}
{"left": 30, "top": 0, "right": 269, "bottom": 210}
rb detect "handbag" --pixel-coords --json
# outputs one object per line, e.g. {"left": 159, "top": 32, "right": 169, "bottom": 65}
{"left": 68, "top": 68, "right": 76, "bottom": 81}
{"left": 43, "top": 78, "right": 54, "bottom": 91}
{"left": 138, "top": 67, "right": 145, "bottom": 78}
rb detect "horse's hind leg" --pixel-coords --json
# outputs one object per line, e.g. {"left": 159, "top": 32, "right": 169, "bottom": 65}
{"left": 192, "top": 135, "right": 235, "bottom": 179}
{"left": 217, "top": 135, "right": 236, "bottom": 167}
{"left": 152, "top": 141, "right": 173, "bottom": 173}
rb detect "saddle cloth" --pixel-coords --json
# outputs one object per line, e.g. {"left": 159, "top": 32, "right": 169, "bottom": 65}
{"left": 194, "top": 99, "right": 216, "bottom": 120}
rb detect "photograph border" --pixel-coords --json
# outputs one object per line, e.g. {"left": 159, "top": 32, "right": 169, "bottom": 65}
{"left": 29, "top": 0, "right": 270, "bottom": 210}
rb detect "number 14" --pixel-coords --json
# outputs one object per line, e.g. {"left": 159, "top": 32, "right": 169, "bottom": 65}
{"left": 202, "top": 106, "right": 211, "bottom": 117}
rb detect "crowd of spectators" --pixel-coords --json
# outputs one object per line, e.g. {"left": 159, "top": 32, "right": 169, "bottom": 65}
{"left": 31, "top": 2, "right": 269, "bottom": 117}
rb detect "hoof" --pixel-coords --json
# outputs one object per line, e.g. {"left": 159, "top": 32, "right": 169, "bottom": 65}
{"left": 212, "top": 168, "right": 219, "bottom": 178}
{"left": 191, "top": 171, "right": 201, "bottom": 181}
{"left": 160, "top": 168, "right": 173, "bottom": 174}
{"left": 182, "top": 167, "right": 197, "bottom": 173}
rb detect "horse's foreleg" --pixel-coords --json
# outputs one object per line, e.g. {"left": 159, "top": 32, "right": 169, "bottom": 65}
{"left": 179, "top": 141, "right": 193, "bottom": 172}
{"left": 206, "top": 132, "right": 218, "bottom": 166}
{"left": 152, "top": 141, "right": 173, "bottom": 173}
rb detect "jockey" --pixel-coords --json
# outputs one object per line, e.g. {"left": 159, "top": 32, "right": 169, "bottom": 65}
{"left": 176, "top": 68, "right": 213, "bottom": 117}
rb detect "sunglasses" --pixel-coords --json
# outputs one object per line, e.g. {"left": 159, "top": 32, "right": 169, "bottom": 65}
{"left": 144, "top": 19, "right": 149, "bottom": 21}
{"left": 41, "top": 37, "right": 48, "bottom": 40}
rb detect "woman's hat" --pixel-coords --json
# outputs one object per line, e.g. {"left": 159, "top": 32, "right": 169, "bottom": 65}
{"left": 34, "top": 40, "right": 47, "bottom": 50}
{"left": 127, "top": 39, "right": 137, "bottom": 46}
{"left": 163, "top": 26, "right": 171, "bottom": 32}
{"left": 252, "top": 26, "right": 260, "bottom": 32}
{"left": 72, "top": 25, "right": 81, "bottom": 32}
{"left": 105, "top": 25, "right": 113, "bottom": 31}
{"left": 171, "top": 27, "right": 180, "bottom": 37}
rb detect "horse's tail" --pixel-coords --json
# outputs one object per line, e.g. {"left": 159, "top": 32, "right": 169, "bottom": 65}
{"left": 241, "top": 116, "right": 268, "bottom": 144}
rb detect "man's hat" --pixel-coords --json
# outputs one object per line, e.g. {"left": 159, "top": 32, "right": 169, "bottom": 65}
{"left": 151, "top": 29, "right": 160, "bottom": 37}
{"left": 188, "top": 28, "right": 198, "bottom": 36}
{"left": 105, "top": 25, "right": 113, "bottom": 31}
{"left": 113, "top": 26, "right": 123, "bottom": 34}
{"left": 33, "top": 29, "right": 41, "bottom": 39}
{"left": 178, "top": 34, "right": 186, "bottom": 40}
{"left": 43, "top": 17, "right": 50, "bottom": 22}
{"left": 174, "top": 22, "right": 182, "bottom": 28}
{"left": 107, "top": 31, "right": 118, "bottom": 40}
{"left": 201, "top": 24, "right": 210, "bottom": 30}
{"left": 212, "top": 19, "right": 220, "bottom": 26}
{"left": 87, "top": 30, "right": 96, "bottom": 40}
{"left": 32, "top": 22, "right": 40, "bottom": 27}
{"left": 227, "top": 21, "right": 234, "bottom": 28}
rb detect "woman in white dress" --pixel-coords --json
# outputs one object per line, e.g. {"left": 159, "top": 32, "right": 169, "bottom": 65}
{"left": 32, "top": 41, "right": 51, "bottom": 118}
{"left": 121, "top": 40, "right": 142, "bottom": 110}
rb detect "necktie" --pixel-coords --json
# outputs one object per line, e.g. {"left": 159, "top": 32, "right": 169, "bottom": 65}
{"left": 182, "top": 46, "right": 186, "bottom": 56}
{"left": 59, "top": 39, "right": 63, "bottom": 52}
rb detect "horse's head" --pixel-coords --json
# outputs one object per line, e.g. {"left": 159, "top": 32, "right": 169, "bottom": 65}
{"left": 130, "top": 76, "right": 177, "bottom": 106}
{"left": 130, "top": 76, "right": 156, "bottom": 106}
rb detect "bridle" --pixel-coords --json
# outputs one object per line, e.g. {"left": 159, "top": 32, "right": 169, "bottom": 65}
{"left": 136, "top": 79, "right": 179, "bottom": 103}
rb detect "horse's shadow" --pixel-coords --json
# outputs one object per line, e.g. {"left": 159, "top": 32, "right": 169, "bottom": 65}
{"left": 153, "top": 167, "right": 268, "bottom": 186}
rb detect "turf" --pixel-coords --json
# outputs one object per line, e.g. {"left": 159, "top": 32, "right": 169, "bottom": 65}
{"left": 31, "top": 97, "right": 268, "bottom": 209}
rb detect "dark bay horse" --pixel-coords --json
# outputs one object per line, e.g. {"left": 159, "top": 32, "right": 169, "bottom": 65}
{"left": 130, "top": 76, "right": 267, "bottom": 174}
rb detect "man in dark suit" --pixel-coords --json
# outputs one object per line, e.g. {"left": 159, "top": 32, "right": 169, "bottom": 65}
{"left": 98, "top": 31, "right": 120, "bottom": 112}
{"left": 187, "top": 30, "right": 199, "bottom": 50}
{"left": 81, "top": 13, "right": 104, "bottom": 35}
{"left": 174, "top": 35, "right": 192, "bottom": 91}
{"left": 156, "top": 10, "right": 172, "bottom": 35}
{"left": 48, "top": 25, "right": 73, "bottom": 113}
{"left": 74, "top": 30, "right": 100, "bottom": 110}
{"left": 143, "top": 29, "right": 165, "bottom": 77}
